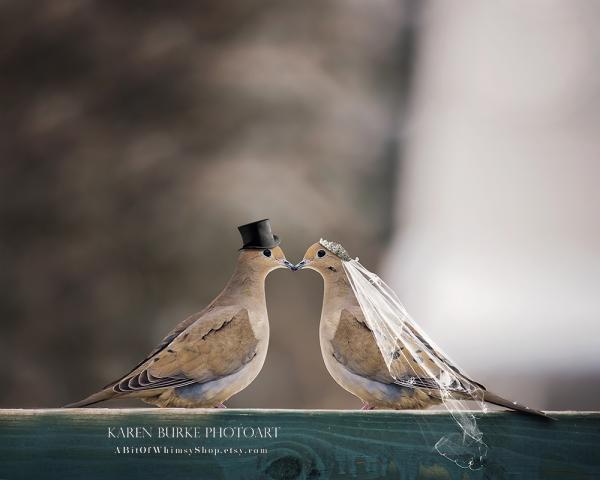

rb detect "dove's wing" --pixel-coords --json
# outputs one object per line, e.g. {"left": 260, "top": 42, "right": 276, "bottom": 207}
{"left": 109, "top": 306, "right": 258, "bottom": 394}
{"left": 332, "top": 308, "right": 483, "bottom": 395}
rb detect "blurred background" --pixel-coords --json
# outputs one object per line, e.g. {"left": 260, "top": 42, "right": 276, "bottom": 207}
{"left": 0, "top": 0, "right": 598, "bottom": 410}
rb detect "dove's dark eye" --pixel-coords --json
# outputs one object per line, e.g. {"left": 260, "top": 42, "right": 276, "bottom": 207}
{"left": 317, "top": 249, "right": 326, "bottom": 258}
{"left": 262, "top": 249, "right": 272, "bottom": 257}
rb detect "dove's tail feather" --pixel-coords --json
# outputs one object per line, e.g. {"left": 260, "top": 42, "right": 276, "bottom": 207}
{"left": 483, "top": 391, "right": 552, "bottom": 419}
{"left": 63, "top": 388, "right": 119, "bottom": 408}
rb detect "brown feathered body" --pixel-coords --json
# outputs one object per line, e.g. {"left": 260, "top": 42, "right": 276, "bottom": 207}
{"left": 300, "top": 243, "right": 547, "bottom": 417}
{"left": 66, "top": 247, "right": 288, "bottom": 408}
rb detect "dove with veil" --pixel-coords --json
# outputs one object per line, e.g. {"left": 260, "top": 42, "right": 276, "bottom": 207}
{"left": 294, "top": 239, "right": 549, "bottom": 468}
{"left": 295, "top": 240, "right": 547, "bottom": 416}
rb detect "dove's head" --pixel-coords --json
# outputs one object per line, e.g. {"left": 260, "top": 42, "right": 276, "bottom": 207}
{"left": 294, "top": 242, "right": 345, "bottom": 276}
{"left": 239, "top": 246, "right": 294, "bottom": 273}
{"left": 236, "top": 219, "right": 293, "bottom": 274}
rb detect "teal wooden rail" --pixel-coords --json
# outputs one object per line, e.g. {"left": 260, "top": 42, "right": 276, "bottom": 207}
{"left": 1, "top": 409, "right": 598, "bottom": 479}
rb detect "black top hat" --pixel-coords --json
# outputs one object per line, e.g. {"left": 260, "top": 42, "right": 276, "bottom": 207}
{"left": 238, "top": 219, "right": 280, "bottom": 249}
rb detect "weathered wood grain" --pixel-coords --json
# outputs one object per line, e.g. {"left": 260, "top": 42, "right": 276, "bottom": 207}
{"left": 0, "top": 409, "right": 598, "bottom": 479}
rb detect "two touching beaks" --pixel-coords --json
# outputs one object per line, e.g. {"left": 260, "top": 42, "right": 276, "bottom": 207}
{"left": 267, "top": 246, "right": 330, "bottom": 272}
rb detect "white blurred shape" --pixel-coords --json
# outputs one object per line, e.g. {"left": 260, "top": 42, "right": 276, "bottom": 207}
{"left": 383, "top": 0, "right": 600, "bottom": 407}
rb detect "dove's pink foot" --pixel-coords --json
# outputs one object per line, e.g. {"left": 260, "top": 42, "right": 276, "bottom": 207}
{"left": 361, "top": 403, "right": 375, "bottom": 410}
{"left": 214, "top": 403, "right": 227, "bottom": 409}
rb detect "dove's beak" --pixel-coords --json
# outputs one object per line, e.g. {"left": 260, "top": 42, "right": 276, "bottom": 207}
{"left": 292, "top": 259, "right": 309, "bottom": 271}
{"left": 280, "top": 259, "right": 295, "bottom": 270}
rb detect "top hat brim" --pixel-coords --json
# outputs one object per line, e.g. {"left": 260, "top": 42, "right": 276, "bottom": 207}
{"left": 240, "top": 234, "right": 280, "bottom": 250}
